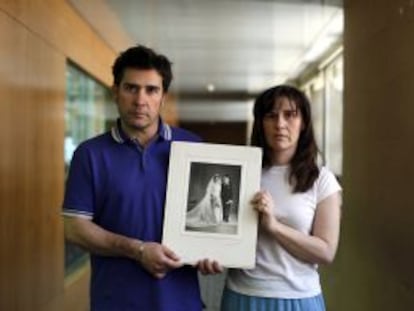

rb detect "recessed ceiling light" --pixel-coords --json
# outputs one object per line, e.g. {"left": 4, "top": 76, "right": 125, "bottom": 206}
{"left": 206, "top": 83, "right": 215, "bottom": 92}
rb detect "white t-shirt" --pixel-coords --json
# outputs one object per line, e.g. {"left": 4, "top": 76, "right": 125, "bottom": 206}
{"left": 227, "top": 165, "right": 341, "bottom": 299}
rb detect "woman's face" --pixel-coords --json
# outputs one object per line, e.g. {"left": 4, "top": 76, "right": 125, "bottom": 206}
{"left": 262, "top": 96, "right": 303, "bottom": 157}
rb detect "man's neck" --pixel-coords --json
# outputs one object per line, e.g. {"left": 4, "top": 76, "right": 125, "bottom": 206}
{"left": 121, "top": 121, "right": 159, "bottom": 148}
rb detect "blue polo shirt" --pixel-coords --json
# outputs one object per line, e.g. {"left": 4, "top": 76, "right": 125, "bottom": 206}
{"left": 63, "top": 119, "right": 202, "bottom": 311}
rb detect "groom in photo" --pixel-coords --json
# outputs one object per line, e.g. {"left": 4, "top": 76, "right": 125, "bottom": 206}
{"left": 220, "top": 174, "right": 233, "bottom": 223}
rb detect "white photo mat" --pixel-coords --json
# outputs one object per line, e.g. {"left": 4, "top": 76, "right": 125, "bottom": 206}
{"left": 162, "top": 142, "right": 262, "bottom": 268}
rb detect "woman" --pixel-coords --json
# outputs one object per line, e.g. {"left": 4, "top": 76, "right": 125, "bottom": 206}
{"left": 221, "top": 85, "right": 342, "bottom": 311}
{"left": 210, "top": 174, "right": 223, "bottom": 223}
{"left": 186, "top": 174, "right": 222, "bottom": 227}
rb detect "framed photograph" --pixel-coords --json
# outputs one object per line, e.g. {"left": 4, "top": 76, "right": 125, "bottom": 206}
{"left": 162, "top": 142, "right": 262, "bottom": 268}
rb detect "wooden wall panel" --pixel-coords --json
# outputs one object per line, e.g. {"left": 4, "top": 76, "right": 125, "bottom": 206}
{"left": 0, "top": 0, "right": 179, "bottom": 309}
{"left": 0, "top": 9, "right": 66, "bottom": 310}
{"left": 64, "top": 265, "right": 91, "bottom": 311}
{"left": 68, "top": 0, "right": 133, "bottom": 52}
{"left": 0, "top": 0, "right": 116, "bottom": 85}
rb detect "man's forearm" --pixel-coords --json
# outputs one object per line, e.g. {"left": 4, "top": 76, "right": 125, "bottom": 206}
{"left": 63, "top": 216, "right": 141, "bottom": 260}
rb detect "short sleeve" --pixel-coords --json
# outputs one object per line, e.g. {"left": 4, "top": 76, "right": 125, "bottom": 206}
{"left": 316, "top": 166, "right": 342, "bottom": 204}
{"left": 62, "top": 144, "right": 95, "bottom": 219}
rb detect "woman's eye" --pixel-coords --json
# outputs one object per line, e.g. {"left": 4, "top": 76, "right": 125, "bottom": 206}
{"left": 284, "top": 110, "right": 297, "bottom": 118}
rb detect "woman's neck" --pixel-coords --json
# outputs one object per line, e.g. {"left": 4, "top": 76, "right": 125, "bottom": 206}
{"left": 269, "top": 150, "right": 294, "bottom": 166}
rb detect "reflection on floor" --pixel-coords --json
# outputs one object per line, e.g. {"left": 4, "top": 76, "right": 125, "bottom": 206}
{"left": 199, "top": 269, "right": 227, "bottom": 311}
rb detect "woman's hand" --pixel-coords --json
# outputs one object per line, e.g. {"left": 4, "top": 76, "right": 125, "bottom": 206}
{"left": 195, "top": 259, "right": 223, "bottom": 275}
{"left": 251, "top": 191, "right": 342, "bottom": 265}
{"left": 251, "top": 190, "right": 279, "bottom": 234}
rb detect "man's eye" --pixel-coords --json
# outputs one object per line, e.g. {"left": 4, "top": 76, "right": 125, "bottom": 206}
{"left": 124, "top": 84, "right": 138, "bottom": 93}
{"left": 146, "top": 86, "right": 159, "bottom": 94}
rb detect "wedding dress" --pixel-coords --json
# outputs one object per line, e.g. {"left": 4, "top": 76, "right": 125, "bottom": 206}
{"left": 186, "top": 175, "right": 222, "bottom": 228}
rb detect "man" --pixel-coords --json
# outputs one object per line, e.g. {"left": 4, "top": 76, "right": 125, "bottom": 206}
{"left": 220, "top": 175, "right": 234, "bottom": 222}
{"left": 63, "top": 45, "right": 221, "bottom": 311}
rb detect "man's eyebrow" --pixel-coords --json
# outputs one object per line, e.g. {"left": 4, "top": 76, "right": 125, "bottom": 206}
{"left": 123, "top": 82, "right": 160, "bottom": 88}
{"left": 145, "top": 84, "right": 161, "bottom": 89}
{"left": 123, "top": 82, "right": 139, "bottom": 87}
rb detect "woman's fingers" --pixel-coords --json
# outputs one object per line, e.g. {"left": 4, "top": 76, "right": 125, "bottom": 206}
{"left": 196, "top": 259, "right": 223, "bottom": 275}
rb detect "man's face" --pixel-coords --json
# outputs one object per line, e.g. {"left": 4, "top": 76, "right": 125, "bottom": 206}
{"left": 223, "top": 176, "right": 230, "bottom": 185}
{"left": 113, "top": 68, "right": 165, "bottom": 137}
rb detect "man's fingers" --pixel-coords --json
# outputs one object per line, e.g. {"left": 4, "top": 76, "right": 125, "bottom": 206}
{"left": 153, "top": 271, "right": 166, "bottom": 279}
{"left": 163, "top": 246, "right": 180, "bottom": 261}
{"left": 159, "top": 246, "right": 182, "bottom": 269}
{"left": 164, "top": 257, "right": 183, "bottom": 269}
{"left": 140, "top": 243, "right": 182, "bottom": 277}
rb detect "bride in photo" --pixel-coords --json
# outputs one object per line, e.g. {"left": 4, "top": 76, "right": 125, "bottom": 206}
{"left": 186, "top": 174, "right": 223, "bottom": 228}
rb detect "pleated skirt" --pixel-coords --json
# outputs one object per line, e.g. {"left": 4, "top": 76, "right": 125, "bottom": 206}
{"left": 220, "top": 287, "right": 326, "bottom": 311}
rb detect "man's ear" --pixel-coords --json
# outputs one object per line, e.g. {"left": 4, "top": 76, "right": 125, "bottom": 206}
{"left": 161, "top": 94, "right": 167, "bottom": 107}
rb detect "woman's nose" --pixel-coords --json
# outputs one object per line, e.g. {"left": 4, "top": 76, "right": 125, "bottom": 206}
{"left": 275, "top": 115, "right": 286, "bottom": 128}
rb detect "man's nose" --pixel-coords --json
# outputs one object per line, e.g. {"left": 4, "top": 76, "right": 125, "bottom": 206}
{"left": 134, "top": 89, "right": 147, "bottom": 105}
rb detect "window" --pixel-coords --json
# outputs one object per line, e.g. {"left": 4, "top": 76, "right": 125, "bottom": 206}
{"left": 64, "top": 62, "right": 114, "bottom": 276}
{"left": 302, "top": 52, "right": 343, "bottom": 176}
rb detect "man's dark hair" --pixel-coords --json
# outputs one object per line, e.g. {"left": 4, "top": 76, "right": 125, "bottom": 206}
{"left": 112, "top": 45, "right": 173, "bottom": 91}
{"left": 250, "top": 85, "right": 319, "bottom": 193}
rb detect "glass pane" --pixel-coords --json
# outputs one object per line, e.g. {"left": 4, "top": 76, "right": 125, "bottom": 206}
{"left": 303, "top": 74, "right": 325, "bottom": 165}
{"left": 325, "top": 56, "right": 343, "bottom": 176}
{"left": 64, "top": 62, "right": 114, "bottom": 276}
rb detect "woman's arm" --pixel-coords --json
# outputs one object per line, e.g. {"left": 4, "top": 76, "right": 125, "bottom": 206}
{"left": 253, "top": 191, "right": 342, "bottom": 265}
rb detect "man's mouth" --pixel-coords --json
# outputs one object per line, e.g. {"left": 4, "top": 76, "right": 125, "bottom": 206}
{"left": 131, "top": 112, "right": 147, "bottom": 118}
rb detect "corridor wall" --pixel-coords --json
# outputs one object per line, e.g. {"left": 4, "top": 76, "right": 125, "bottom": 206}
{"left": 323, "top": 1, "right": 414, "bottom": 309}
{"left": 0, "top": 0, "right": 116, "bottom": 310}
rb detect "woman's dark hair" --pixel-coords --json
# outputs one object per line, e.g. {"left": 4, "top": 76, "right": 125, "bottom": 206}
{"left": 251, "top": 85, "right": 319, "bottom": 193}
{"left": 112, "top": 45, "right": 173, "bottom": 91}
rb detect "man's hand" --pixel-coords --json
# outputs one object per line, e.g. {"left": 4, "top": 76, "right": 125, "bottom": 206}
{"left": 137, "top": 242, "right": 183, "bottom": 279}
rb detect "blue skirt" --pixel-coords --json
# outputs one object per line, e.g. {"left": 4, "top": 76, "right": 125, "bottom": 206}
{"left": 220, "top": 287, "right": 326, "bottom": 311}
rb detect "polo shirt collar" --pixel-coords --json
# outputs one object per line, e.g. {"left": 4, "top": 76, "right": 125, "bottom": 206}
{"left": 111, "top": 118, "right": 172, "bottom": 144}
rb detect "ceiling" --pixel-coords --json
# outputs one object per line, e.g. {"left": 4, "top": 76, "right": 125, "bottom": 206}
{"left": 70, "top": 0, "right": 343, "bottom": 121}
